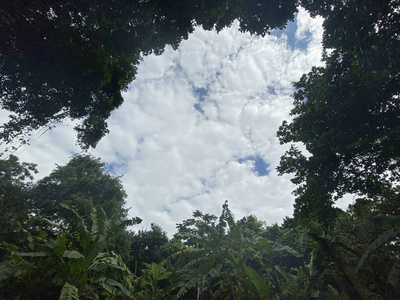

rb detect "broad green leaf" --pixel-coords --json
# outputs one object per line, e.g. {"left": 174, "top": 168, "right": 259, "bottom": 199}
{"left": 83, "top": 240, "right": 106, "bottom": 268}
{"left": 357, "top": 227, "right": 400, "bottom": 270}
{"left": 256, "top": 238, "right": 271, "bottom": 250}
{"left": 331, "top": 234, "right": 360, "bottom": 256}
{"left": 109, "top": 217, "right": 142, "bottom": 237}
{"left": 388, "top": 257, "right": 400, "bottom": 286}
{"left": 351, "top": 216, "right": 400, "bottom": 235}
{"left": 0, "top": 241, "right": 19, "bottom": 253}
{"left": 273, "top": 243, "right": 302, "bottom": 257}
{"left": 151, "top": 262, "right": 159, "bottom": 284}
{"left": 17, "top": 251, "right": 47, "bottom": 257}
{"left": 204, "top": 252, "right": 216, "bottom": 273}
{"left": 223, "top": 205, "right": 236, "bottom": 230}
{"left": 327, "top": 284, "right": 340, "bottom": 297}
{"left": 95, "top": 277, "right": 133, "bottom": 298}
{"left": 275, "top": 265, "right": 295, "bottom": 283}
{"left": 306, "top": 251, "right": 315, "bottom": 276}
{"left": 177, "top": 278, "right": 200, "bottom": 298}
{"left": 245, "top": 265, "right": 272, "bottom": 300}
{"left": 59, "top": 282, "right": 79, "bottom": 300}
{"left": 53, "top": 234, "right": 67, "bottom": 257}
{"left": 91, "top": 207, "right": 107, "bottom": 241}
{"left": 63, "top": 250, "right": 85, "bottom": 259}
{"left": 60, "top": 203, "right": 90, "bottom": 248}
{"left": 0, "top": 261, "right": 23, "bottom": 280}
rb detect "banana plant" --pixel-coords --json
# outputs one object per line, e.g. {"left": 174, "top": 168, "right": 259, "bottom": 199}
{"left": 0, "top": 204, "right": 141, "bottom": 299}
{"left": 172, "top": 202, "right": 265, "bottom": 299}
{"left": 132, "top": 260, "right": 180, "bottom": 299}
{"left": 351, "top": 215, "right": 400, "bottom": 295}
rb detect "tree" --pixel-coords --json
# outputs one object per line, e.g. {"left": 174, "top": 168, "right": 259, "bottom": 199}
{"left": 0, "top": 155, "right": 37, "bottom": 260}
{"left": 32, "top": 155, "right": 127, "bottom": 222}
{"left": 30, "top": 154, "right": 134, "bottom": 261}
{"left": 0, "top": 0, "right": 297, "bottom": 150}
{"left": 130, "top": 223, "right": 169, "bottom": 274}
{"left": 173, "top": 202, "right": 271, "bottom": 299}
{"left": 277, "top": 0, "right": 400, "bottom": 222}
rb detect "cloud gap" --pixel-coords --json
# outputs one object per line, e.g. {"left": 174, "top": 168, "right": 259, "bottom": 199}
{"left": 238, "top": 155, "right": 270, "bottom": 177}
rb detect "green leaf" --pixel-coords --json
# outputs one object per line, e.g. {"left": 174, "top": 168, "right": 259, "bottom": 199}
{"left": 331, "top": 234, "right": 360, "bottom": 256}
{"left": 95, "top": 277, "right": 133, "bottom": 298}
{"left": 63, "top": 250, "right": 85, "bottom": 259}
{"left": 351, "top": 216, "right": 400, "bottom": 235}
{"left": 83, "top": 240, "right": 106, "bottom": 268}
{"left": 256, "top": 238, "right": 271, "bottom": 250}
{"left": 53, "top": 234, "right": 68, "bottom": 257}
{"left": 245, "top": 265, "right": 272, "bottom": 300}
{"left": 0, "top": 261, "right": 23, "bottom": 280}
{"left": 60, "top": 203, "right": 90, "bottom": 249}
{"left": 109, "top": 217, "right": 142, "bottom": 237}
{"left": 91, "top": 207, "right": 107, "bottom": 240}
{"left": 357, "top": 227, "right": 400, "bottom": 270}
{"left": 306, "top": 251, "right": 315, "bottom": 276}
{"left": 388, "top": 257, "right": 400, "bottom": 286}
{"left": 151, "top": 262, "right": 159, "bottom": 284}
{"left": 59, "top": 282, "right": 79, "bottom": 300}
{"left": 17, "top": 251, "right": 47, "bottom": 257}
{"left": 222, "top": 201, "right": 236, "bottom": 230}
{"left": 204, "top": 252, "right": 216, "bottom": 273}
{"left": 177, "top": 277, "right": 200, "bottom": 298}
{"left": 275, "top": 265, "right": 295, "bottom": 283}
{"left": 273, "top": 243, "right": 302, "bottom": 257}
{"left": 0, "top": 241, "right": 19, "bottom": 253}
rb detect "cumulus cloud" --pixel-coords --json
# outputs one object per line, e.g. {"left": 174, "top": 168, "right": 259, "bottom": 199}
{"left": 2, "top": 10, "right": 326, "bottom": 235}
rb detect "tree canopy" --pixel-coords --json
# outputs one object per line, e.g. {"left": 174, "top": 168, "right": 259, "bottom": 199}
{"left": 31, "top": 155, "right": 128, "bottom": 223}
{"left": 0, "top": 0, "right": 296, "bottom": 150}
{"left": 0, "top": 156, "right": 399, "bottom": 299}
{"left": 0, "top": 155, "right": 37, "bottom": 260}
{"left": 277, "top": 0, "right": 400, "bottom": 223}
{"left": 1, "top": 0, "right": 399, "bottom": 298}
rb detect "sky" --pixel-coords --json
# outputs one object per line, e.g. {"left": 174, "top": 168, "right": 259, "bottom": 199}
{"left": 2, "top": 8, "right": 352, "bottom": 235}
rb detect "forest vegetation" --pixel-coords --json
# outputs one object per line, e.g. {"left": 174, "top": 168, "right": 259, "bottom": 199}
{"left": 0, "top": 0, "right": 399, "bottom": 299}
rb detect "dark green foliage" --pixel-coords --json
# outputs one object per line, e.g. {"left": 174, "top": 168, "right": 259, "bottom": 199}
{"left": 0, "top": 0, "right": 297, "bottom": 150}
{"left": 172, "top": 202, "right": 282, "bottom": 299}
{"left": 0, "top": 205, "right": 141, "bottom": 299}
{"left": 31, "top": 155, "right": 136, "bottom": 262}
{"left": 0, "top": 155, "right": 37, "bottom": 261}
{"left": 0, "top": 154, "right": 135, "bottom": 266}
{"left": 170, "top": 201, "right": 400, "bottom": 299}
{"left": 274, "top": 5, "right": 400, "bottom": 295}
{"left": 245, "top": 265, "right": 272, "bottom": 300}
{"left": 1, "top": 1, "right": 399, "bottom": 298}
{"left": 130, "top": 223, "right": 169, "bottom": 274}
{"left": 0, "top": 155, "right": 397, "bottom": 299}
{"left": 32, "top": 154, "right": 127, "bottom": 223}
{"left": 277, "top": 0, "right": 400, "bottom": 222}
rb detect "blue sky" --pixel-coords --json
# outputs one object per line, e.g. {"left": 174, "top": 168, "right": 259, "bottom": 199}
{"left": 1, "top": 8, "right": 353, "bottom": 236}
{"left": 238, "top": 156, "right": 270, "bottom": 177}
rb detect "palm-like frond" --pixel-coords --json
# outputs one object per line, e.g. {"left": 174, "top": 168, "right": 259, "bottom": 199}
{"left": 357, "top": 226, "right": 400, "bottom": 270}
{"left": 59, "top": 282, "right": 79, "bottom": 300}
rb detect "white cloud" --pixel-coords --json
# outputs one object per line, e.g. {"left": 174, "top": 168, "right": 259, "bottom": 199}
{"left": 2, "top": 11, "right": 326, "bottom": 236}
{"left": 296, "top": 7, "right": 324, "bottom": 42}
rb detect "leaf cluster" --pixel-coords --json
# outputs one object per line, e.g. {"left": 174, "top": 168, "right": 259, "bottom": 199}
{"left": 0, "top": 0, "right": 298, "bottom": 150}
